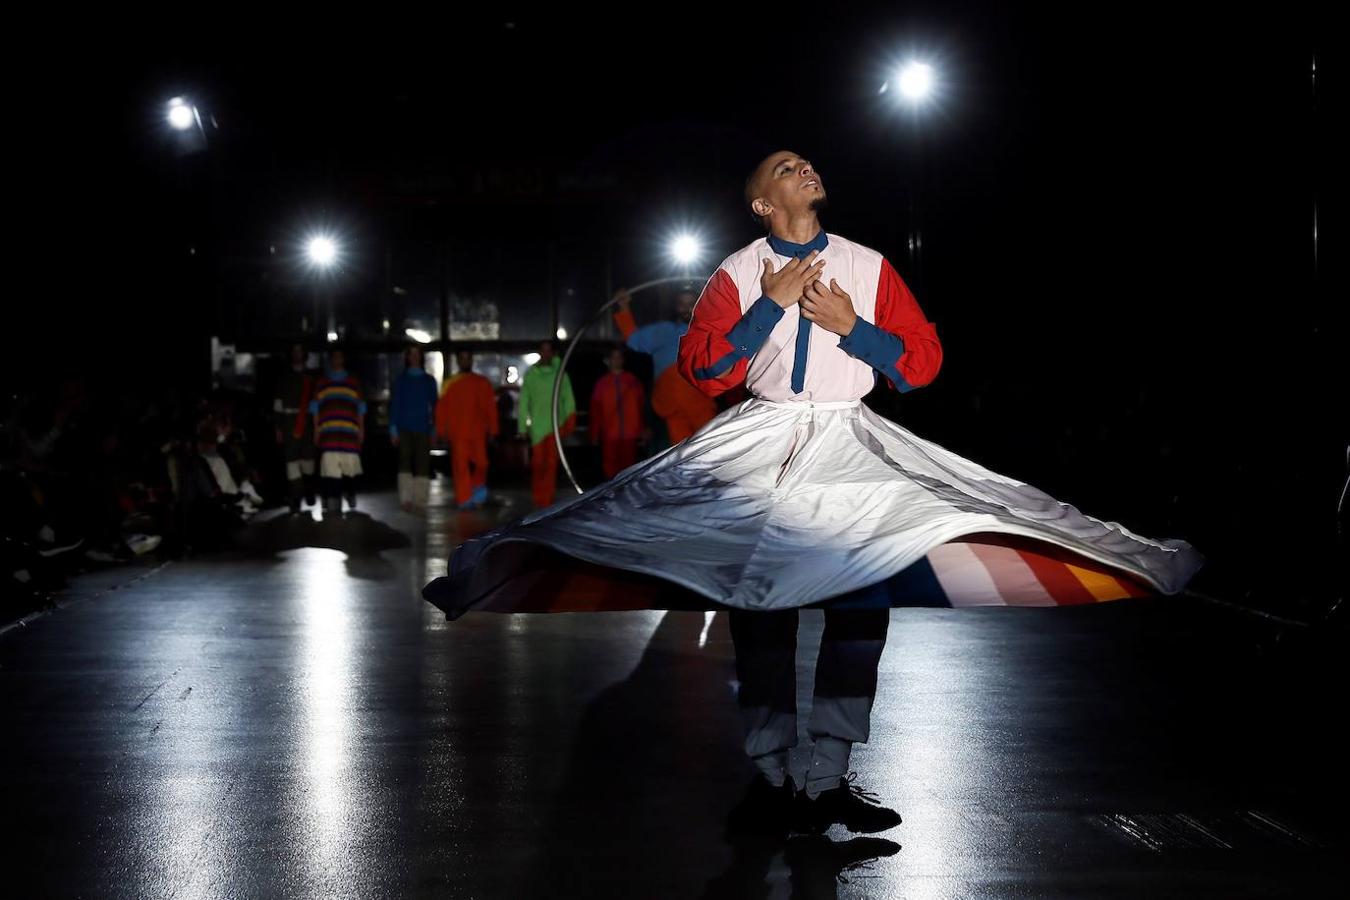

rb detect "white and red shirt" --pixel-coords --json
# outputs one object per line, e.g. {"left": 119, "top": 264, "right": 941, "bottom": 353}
{"left": 677, "top": 230, "right": 943, "bottom": 402}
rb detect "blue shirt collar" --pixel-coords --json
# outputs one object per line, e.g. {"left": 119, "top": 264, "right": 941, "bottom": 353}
{"left": 767, "top": 229, "right": 828, "bottom": 259}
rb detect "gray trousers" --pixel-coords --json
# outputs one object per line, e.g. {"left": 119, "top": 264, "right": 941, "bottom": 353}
{"left": 729, "top": 608, "right": 890, "bottom": 795}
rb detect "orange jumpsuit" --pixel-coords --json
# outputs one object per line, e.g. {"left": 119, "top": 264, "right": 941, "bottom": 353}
{"left": 435, "top": 371, "right": 500, "bottom": 505}
{"left": 589, "top": 370, "right": 646, "bottom": 479}
{"left": 614, "top": 309, "right": 717, "bottom": 443}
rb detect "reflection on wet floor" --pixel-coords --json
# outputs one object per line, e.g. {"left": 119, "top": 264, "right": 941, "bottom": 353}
{"left": 1, "top": 486, "right": 1345, "bottom": 898}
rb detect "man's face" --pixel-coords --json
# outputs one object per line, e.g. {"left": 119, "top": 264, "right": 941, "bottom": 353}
{"left": 456, "top": 351, "right": 473, "bottom": 372}
{"left": 607, "top": 349, "right": 625, "bottom": 372}
{"left": 675, "top": 292, "right": 697, "bottom": 322}
{"left": 750, "top": 151, "right": 826, "bottom": 222}
{"left": 330, "top": 351, "right": 345, "bottom": 372}
{"left": 408, "top": 347, "right": 424, "bottom": 369}
{"left": 539, "top": 341, "right": 555, "bottom": 365}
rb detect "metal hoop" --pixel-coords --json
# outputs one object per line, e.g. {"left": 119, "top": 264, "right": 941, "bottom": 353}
{"left": 550, "top": 275, "right": 701, "bottom": 495}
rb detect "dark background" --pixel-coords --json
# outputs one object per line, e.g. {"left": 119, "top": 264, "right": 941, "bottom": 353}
{"left": 7, "top": 5, "right": 1338, "bottom": 615}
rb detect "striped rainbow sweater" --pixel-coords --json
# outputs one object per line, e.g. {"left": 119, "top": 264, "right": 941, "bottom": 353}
{"left": 310, "top": 370, "right": 367, "bottom": 454}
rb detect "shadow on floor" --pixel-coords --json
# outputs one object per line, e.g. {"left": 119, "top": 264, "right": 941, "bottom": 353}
{"left": 232, "top": 510, "right": 412, "bottom": 581}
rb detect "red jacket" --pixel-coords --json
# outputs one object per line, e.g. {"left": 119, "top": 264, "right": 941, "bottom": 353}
{"left": 589, "top": 371, "right": 646, "bottom": 442}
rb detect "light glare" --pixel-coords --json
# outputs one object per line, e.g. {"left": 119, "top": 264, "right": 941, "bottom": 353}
{"left": 167, "top": 98, "right": 195, "bottom": 131}
{"left": 307, "top": 236, "right": 338, "bottom": 267}
{"left": 897, "top": 62, "right": 934, "bottom": 101}
{"left": 671, "top": 234, "right": 700, "bottom": 265}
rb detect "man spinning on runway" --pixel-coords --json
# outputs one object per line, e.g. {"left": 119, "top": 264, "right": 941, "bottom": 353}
{"left": 678, "top": 150, "right": 942, "bottom": 834}
{"left": 428, "top": 148, "right": 1200, "bottom": 836}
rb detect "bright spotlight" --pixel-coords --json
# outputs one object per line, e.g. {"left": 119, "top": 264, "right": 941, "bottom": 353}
{"left": 326, "top": 331, "right": 339, "bottom": 343}
{"left": 167, "top": 98, "right": 195, "bottom": 131}
{"left": 671, "top": 234, "right": 701, "bottom": 266}
{"left": 307, "top": 236, "right": 338, "bottom": 267}
{"left": 896, "top": 62, "right": 934, "bottom": 101}
{"left": 405, "top": 328, "right": 432, "bottom": 344}
{"left": 555, "top": 326, "right": 568, "bottom": 340}
{"left": 523, "top": 353, "right": 541, "bottom": 366}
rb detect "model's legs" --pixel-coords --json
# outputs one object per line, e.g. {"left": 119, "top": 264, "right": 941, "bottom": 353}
{"left": 299, "top": 446, "right": 316, "bottom": 506}
{"left": 600, "top": 438, "right": 637, "bottom": 479}
{"left": 408, "top": 431, "right": 431, "bottom": 509}
{"left": 396, "top": 436, "right": 415, "bottom": 508}
{"left": 805, "top": 609, "right": 890, "bottom": 797}
{"left": 318, "top": 452, "right": 342, "bottom": 514}
{"left": 729, "top": 608, "right": 801, "bottom": 788}
{"left": 284, "top": 452, "right": 305, "bottom": 512}
{"left": 466, "top": 435, "right": 489, "bottom": 504}
{"left": 530, "top": 438, "right": 558, "bottom": 508}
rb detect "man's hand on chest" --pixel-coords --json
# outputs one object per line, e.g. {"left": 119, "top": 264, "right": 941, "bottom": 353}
{"left": 761, "top": 251, "right": 827, "bottom": 310}
{"left": 800, "top": 278, "right": 858, "bottom": 337}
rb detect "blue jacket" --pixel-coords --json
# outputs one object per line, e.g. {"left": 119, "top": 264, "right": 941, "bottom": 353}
{"left": 390, "top": 368, "right": 438, "bottom": 437}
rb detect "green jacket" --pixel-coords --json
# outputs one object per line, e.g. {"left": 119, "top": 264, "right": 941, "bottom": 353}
{"left": 518, "top": 358, "right": 576, "bottom": 446}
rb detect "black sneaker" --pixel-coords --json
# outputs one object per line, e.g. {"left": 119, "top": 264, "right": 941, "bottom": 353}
{"left": 785, "top": 834, "right": 900, "bottom": 889}
{"left": 801, "top": 772, "right": 902, "bottom": 834}
{"left": 727, "top": 775, "right": 808, "bottom": 837}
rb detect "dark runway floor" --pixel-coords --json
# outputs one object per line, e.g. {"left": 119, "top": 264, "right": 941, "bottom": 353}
{"left": 2, "top": 484, "right": 1346, "bottom": 898}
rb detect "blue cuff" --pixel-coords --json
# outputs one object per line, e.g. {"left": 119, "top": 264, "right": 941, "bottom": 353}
{"left": 358, "top": 401, "right": 368, "bottom": 416}
{"left": 693, "top": 297, "right": 784, "bottom": 380}
{"left": 726, "top": 296, "right": 784, "bottom": 356}
{"left": 308, "top": 400, "right": 319, "bottom": 415}
{"left": 837, "top": 318, "right": 914, "bottom": 391}
{"left": 389, "top": 424, "right": 399, "bottom": 439}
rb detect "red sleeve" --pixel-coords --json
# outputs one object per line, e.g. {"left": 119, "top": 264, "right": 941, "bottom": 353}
{"left": 613, "top": 308, "right": 637, "bottom": 340}
{"left": 677, "top": 268, "right": 784, "bottom": 397}
{"left": 876, "top": 260, "right": 943, "bottom": 390}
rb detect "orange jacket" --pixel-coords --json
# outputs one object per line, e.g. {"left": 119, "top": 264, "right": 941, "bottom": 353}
{"left": 436, "top": 372, "right": 500, "bottom": 443}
